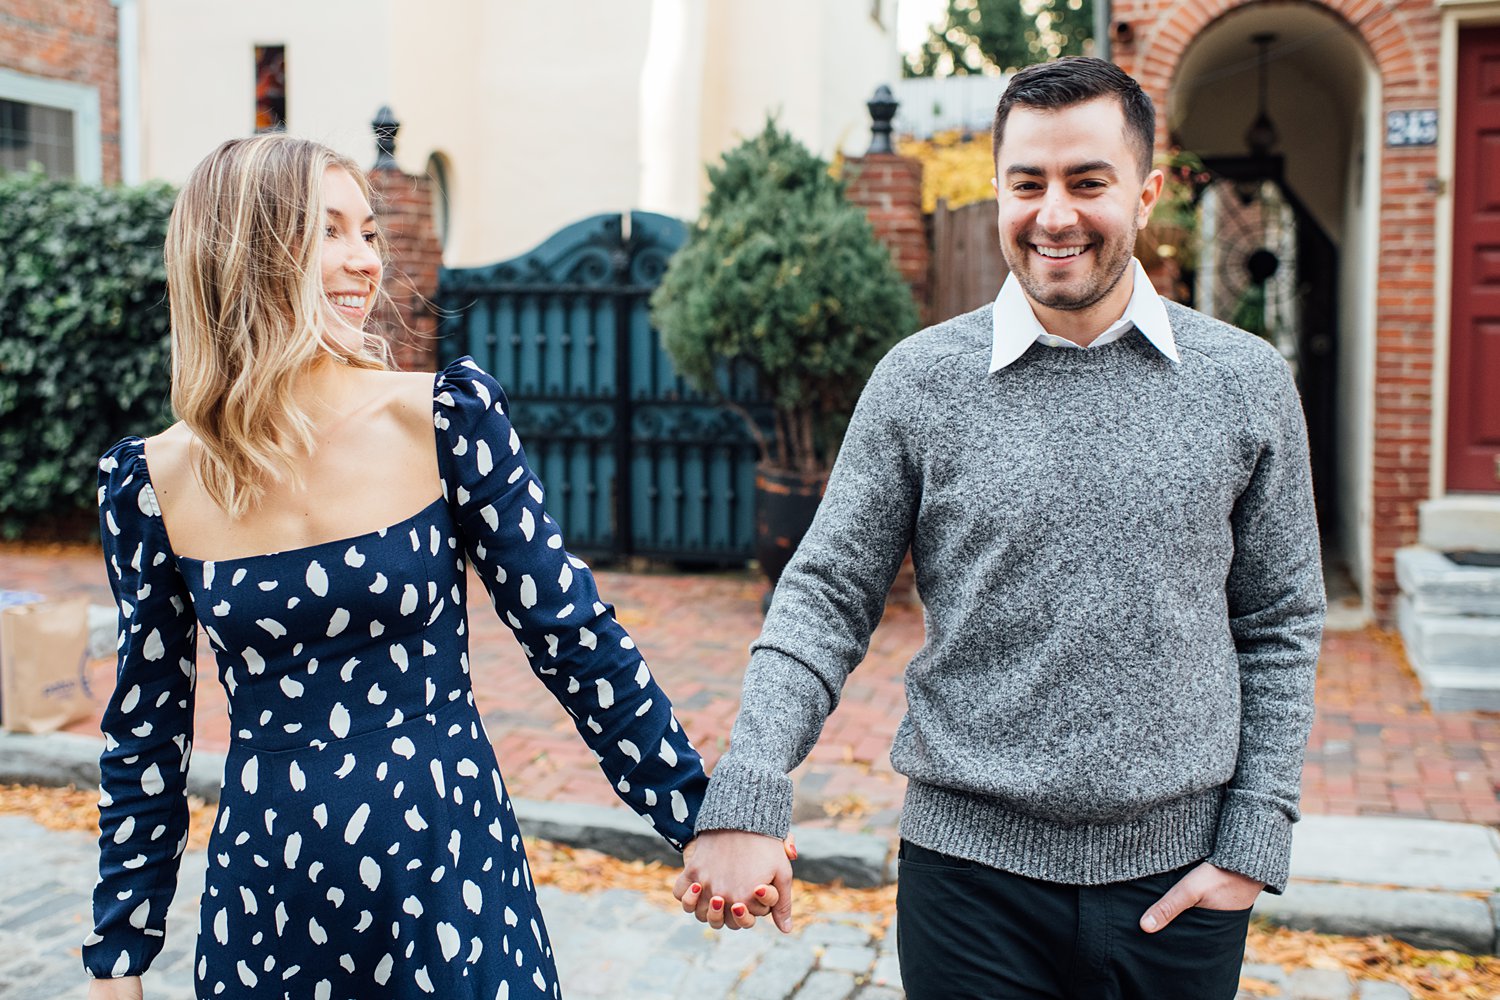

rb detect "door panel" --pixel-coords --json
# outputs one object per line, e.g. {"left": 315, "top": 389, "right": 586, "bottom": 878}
{"left": 1449, "top": 26, "right": 1500, "bottom": 491}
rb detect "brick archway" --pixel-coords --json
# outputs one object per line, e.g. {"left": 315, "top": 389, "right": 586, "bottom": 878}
{"left": 1114, "top": 0, "right": 1442, "bottom": 621}
{"left": 1120, "top": 0, "right": 1433, "bottom": 102}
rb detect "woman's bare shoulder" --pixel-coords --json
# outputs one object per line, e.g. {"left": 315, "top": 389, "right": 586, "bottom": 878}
{"left": 141, "top": 422, "right": 195, "bottom": 488}
{"left": 364, "top": 368, "right": 441, "bottom": 439}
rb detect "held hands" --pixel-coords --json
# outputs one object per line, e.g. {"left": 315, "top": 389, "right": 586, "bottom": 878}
{"left": 1139, "top": 861, "right": 1264, "bottom": 933}
{"left": 674, "top": 830, "right": 797, "bottom": 933}
{"left": 87, "top": 976, "right": 143, "bottom": 1000}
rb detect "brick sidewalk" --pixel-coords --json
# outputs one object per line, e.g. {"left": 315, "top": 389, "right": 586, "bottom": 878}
{"left": 5, "top": 543, "right": 1498, "bottom": 830}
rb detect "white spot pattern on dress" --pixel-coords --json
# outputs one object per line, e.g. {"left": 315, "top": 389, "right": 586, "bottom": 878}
{"left": 85, "top": 366, "right": 705, "bottom": 993}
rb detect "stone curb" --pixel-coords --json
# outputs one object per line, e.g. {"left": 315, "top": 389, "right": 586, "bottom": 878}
{"left": 4, "top": 730, "right": 1495, "bottom": 952}
{"left": 1256, "top": 882, "right": 1497, "bottom": 954}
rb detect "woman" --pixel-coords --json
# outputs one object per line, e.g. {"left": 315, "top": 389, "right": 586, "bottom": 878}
{"left": 83, "top": 134, "right": 770, "bottom": 1000}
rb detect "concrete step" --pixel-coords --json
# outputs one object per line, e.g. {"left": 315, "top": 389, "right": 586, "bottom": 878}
{"left": 1396, "top": 546, "right": 1500, "bottom": 617}
{"left": 1398, "top": 594, "right": 1500, "bottom": 668}
{"left": 1420, "top": 496, "right": 1500, "bottom": 552}
{"left": 1409, "top": 662, "right": 1500, "bottom": 713}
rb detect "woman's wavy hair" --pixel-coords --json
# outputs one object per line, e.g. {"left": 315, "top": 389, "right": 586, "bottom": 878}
{"left": 165, "top": 134, "right": 392, "bottom": 517}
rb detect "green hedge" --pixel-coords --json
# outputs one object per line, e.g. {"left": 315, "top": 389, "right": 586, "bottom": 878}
{"left": 0, "top": 169, "right": 177, "bottom": 539}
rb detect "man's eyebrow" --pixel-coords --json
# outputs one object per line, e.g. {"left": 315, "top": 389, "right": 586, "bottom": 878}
{"left": 326, "top": 207, "right": 376, "bottom": 225}
{"left": 1002, "top": 160, "right": 1119, "bottom": 178}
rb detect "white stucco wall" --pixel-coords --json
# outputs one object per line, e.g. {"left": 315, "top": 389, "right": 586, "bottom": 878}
{"left": 136, "top": 0, "right": 898, "bottom": 267}
{"left": 138, "top": 0, "right": 394, "bottom": 182}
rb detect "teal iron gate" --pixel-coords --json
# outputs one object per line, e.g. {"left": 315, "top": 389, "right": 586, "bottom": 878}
{"left": 436, "top": 212, "right": 769, "bottom": 564}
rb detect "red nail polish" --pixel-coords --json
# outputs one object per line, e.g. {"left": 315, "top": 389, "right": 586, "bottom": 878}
{"left": 731, "top": 903, "right": 747, "bottom": 917}
{"left": 710, "top": 897, "right": 724, "bottom": 911}
{"left": 754, "top": 886, "right": 768, "bottom": 898}
{"left": 689, "top": 883, "right": 700, "bottom": 894}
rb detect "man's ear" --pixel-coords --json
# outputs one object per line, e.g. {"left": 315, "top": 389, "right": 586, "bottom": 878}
{"left": 1138, "top": 168, "right": 1166, "bottom": 228}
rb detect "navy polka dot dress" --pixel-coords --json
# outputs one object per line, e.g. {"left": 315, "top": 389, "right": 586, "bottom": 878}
{"left": 83, "top": 357, "right": 708, "bottom": 998}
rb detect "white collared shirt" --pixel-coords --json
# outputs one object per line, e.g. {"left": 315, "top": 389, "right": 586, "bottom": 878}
{"left": 989, "top": 257, "right": 1180, "bottom": 372}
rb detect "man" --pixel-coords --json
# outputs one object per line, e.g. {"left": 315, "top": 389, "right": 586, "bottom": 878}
{"left": 676, "top": 57, "right": 1325, "bottom": 999}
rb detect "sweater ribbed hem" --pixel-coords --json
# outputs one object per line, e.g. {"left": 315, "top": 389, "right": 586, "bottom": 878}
{"left": 694, "top": 763, "right": 793, "bottom": 839}
{"left": 898, "top": 780, "right": 1222, "bottom": 886}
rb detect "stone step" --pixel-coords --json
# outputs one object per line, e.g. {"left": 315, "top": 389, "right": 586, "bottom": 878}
{"left": 1409, "top": 662, "right": 1500, "bottom": 713}
{"left": 1397, "top": 595, "right": 1500, "bottom": 668}
{"left": 1396, "top": 546, "right": 1500, "bottom": 617}
{"left": 1420, "top": 496, "right": 1500, "bottom": 552}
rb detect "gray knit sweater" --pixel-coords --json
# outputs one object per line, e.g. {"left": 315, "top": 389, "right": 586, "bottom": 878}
{"left": 695, "top": 301, "right": 1326, "bottom": 893}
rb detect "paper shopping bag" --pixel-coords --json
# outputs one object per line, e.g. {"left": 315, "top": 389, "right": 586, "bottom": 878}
{"left": 0, "top": 596, "right": 94, "bottom": 734}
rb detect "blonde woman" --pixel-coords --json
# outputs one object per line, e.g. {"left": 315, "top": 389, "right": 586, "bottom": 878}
{"left": 82, "top": 134, "right": 775, "bottom": 1000}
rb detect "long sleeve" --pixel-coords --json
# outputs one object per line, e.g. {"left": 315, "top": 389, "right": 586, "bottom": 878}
{"left": 693, "top": 348, "right": 921, "bottom": 839}
{"left": 1209, "top": 358, "right": 1326, "bottom": 892}
{"left": 83, "top": 439, "right": 198, "bottom": 979}
{"left": 434, "top": 357, "right": 706, "bottom": 849}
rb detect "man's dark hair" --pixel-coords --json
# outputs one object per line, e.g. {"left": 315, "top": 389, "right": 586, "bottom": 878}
{"left": 991, "top": 57, "right": 1156, "bottom": 178}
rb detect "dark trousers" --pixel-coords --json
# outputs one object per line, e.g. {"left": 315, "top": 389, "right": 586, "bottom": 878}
{"left": 895, "top": 841, "right": 1252, "bottom": 1000}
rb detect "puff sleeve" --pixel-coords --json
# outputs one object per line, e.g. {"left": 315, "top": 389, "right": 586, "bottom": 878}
{"left": 434, "top": 357, "right": 706, "bottom": 849}
{"left": 83, "top": 438, "right": 198, "bottom": 978}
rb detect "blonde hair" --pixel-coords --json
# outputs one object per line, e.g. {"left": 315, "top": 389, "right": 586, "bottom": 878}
{"left": 165, "top": 134, "right": 393, "bottom": 517}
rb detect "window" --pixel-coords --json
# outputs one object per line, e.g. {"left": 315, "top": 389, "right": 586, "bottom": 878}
{"left": 0, "top": 69, "right": 100, "bottom": 181}
{"left": 0, "top": 99, "right": 75, "bottom": 176}
{"left": 255, "top": 45, "right": 286, "bottom": 133}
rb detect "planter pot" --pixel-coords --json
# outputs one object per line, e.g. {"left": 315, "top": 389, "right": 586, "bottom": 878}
{"left": 754, "top": 464, "right": 826, "bottom": 610}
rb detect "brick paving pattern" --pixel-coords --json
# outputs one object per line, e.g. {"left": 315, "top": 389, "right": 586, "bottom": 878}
{"left": 3, "top": 543, "right": 1498, "bottom": 834}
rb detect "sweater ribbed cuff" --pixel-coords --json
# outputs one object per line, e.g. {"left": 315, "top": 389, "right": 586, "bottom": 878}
{"left": 693, "top": 762, "right": 793, "bottom": 839}
{"left": 1208, "top": 791, "right": 1295, "bottom": 893}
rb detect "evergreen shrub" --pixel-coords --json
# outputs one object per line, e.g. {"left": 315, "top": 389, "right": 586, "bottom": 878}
{"left": 650, "top": 120, "right": 918, "bottom": 475}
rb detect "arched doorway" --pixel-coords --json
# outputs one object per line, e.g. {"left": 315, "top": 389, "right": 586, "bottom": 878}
{"left": 1168, "top": 4, "right": 1380, "bottom": 612}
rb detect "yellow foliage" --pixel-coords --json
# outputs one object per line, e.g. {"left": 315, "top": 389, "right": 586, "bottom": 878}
{"left": 896, "top": 130, "right": 996, "bottom": 213}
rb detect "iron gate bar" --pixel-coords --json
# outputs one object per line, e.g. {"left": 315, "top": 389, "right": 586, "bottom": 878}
{"left": 435, "top": 211, "right": 772, "bottom": 565}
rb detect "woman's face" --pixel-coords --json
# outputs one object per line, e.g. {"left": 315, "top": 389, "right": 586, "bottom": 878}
{"left": 319, "top": 166, "right": 382, "bottom": 354}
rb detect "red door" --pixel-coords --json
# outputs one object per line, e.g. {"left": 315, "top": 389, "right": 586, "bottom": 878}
{"left": 1449, "top": 25, "right": 1500, "bottom": 492}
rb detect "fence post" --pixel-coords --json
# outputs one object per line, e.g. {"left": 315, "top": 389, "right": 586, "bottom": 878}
{"left": 843, "top": 86, "right": 931, "bottom": 324}
{"left": 366, "top": 106, "right": 443, "bottom": 372}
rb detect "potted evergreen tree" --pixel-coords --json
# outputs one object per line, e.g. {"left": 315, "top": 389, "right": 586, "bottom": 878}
{"left": 650, "top": 119, "right": 918, "bottom": 598}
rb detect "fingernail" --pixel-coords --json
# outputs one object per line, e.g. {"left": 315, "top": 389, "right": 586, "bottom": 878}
{"left": 1143, "top": 914, "right": 1158, "bottom": 931}
{"left": 689, "top": 883, "right": 701, "bottom": 894}
{"left": 710, "top": 897, "right": 724, "bottom": 911}
{"left": 754, "top": 886, "right": 768, "bottom": 898}
{"left": 731, "top": 903, "right": 747, "bottom": 917}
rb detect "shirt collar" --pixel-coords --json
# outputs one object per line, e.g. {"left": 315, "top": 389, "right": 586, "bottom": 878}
{"left": 989, "top": 257, "right": 1180, "bottom": 372}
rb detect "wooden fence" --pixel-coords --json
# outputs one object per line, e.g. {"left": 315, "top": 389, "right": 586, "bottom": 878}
{"left": 927, "top": 199, "right": 1008, "bottom": 325}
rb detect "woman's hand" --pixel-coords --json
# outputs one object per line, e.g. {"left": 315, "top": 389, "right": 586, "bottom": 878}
{"left": 675, "top": 830, "right": 797, "bottom": 932}
{"left": 87, "top": 976, "right": 143, "bottom": 1000}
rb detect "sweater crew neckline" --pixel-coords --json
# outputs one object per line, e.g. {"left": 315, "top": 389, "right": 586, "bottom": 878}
{"left": 1004, "top": 328, "right": 1167, "bottom": 374}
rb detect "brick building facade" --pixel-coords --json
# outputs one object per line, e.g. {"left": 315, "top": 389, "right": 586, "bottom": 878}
{"left": 0, "top": 0, "right": 121, "bottom": 183}
{"left": 1101, "top": 0, "right": 1499, "bottom": 626}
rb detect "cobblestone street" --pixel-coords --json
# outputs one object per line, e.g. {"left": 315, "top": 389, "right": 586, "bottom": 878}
{"left": 0, "top": 812, "right": 1429, "bottom": 1000}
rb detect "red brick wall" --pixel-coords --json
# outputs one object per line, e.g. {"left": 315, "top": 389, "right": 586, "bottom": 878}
{"left": 366, "top": 167, "right": 443, "bottom": 373}
{"left": 844, "top": 154, "right": 931, "bottom": 320}
{"left": 1112, "top": 0, "right": 1441, "bottom": 622}
{"left": 0, "top": 0, "right": 120, "bottom": 183}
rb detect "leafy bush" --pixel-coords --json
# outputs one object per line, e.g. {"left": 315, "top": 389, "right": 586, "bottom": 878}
{"left": 650, "top": 119, "right": 918, "bottom": 475}
{"left": 0, "top": 169, "right": 177, "bottom": 538}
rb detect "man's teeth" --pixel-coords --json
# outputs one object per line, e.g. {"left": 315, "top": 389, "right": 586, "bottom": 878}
{"left": 1036, "top": 246, "right": 1086, "bottom": 258}
{"left": 331, "top": 294, "right": 366, "bottom": 308}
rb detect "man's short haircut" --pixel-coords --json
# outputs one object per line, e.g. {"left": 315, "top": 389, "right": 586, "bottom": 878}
{"left": 991, "top": 57, "right": 1156, "bottom": 178}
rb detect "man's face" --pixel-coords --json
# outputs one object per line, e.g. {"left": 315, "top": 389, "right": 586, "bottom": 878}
{"left": 993, "top": 96, "right": 1162, "bottom": 326}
